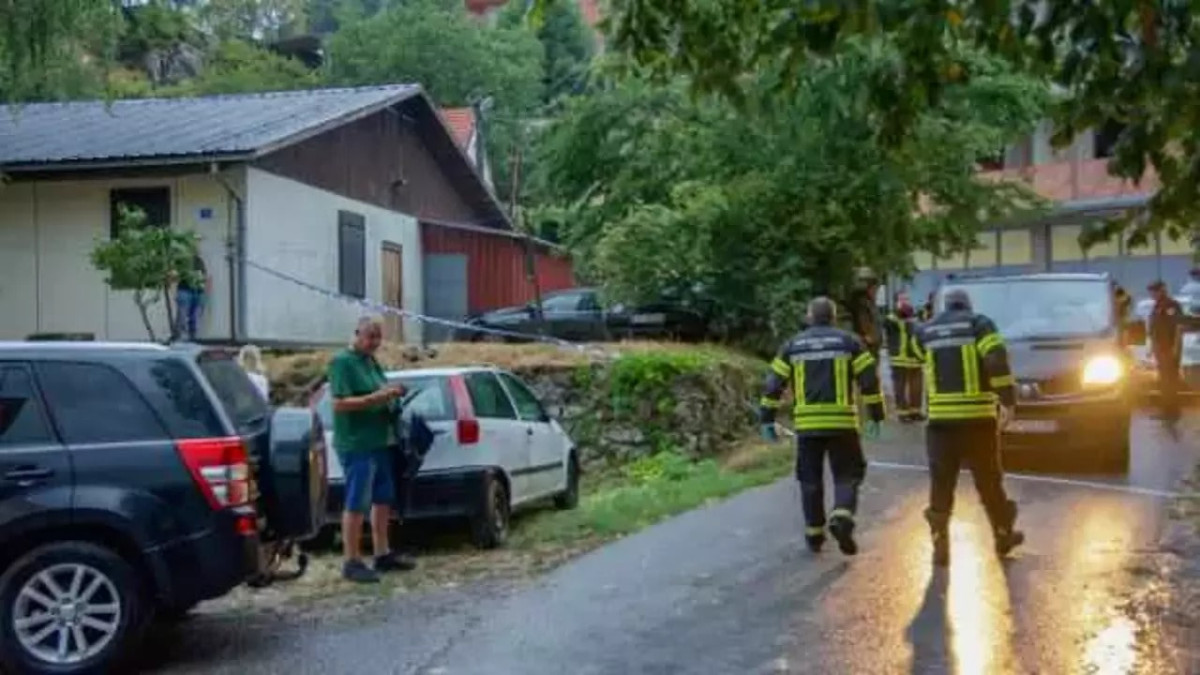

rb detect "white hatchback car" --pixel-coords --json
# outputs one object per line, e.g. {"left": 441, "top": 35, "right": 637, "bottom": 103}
{"left": 312, "top": 366, "right": 580, "bottom": 548}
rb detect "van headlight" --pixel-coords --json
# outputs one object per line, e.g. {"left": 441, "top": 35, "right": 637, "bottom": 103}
{"left": 1081, "top": 355, "right": 1123, "bottom": 386}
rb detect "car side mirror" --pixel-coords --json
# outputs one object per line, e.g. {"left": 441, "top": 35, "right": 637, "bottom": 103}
{"left": 1123, "top": 320, "right": 1147, "bottom": 346}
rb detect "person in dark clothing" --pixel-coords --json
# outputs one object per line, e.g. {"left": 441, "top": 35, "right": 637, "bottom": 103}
{"left": 845, "top": 268, "right": 883, "bottom": 359}
{"left": 174, "top": 254, "right": 208, "bottom": 341}
{"left": 760, "top": 297, "right": 885, "bottom": 556}
{"left": 884, "top": 292, "right": 924, "bottom": 422}
{"left": 911, "top": 288, "right": 1023, "bottom": 566}
{"left": 917, "top": 291, "right": 935, "bottom": 322}
{"left": 1148, "top": 280, "right": 1184, "bottom": 420}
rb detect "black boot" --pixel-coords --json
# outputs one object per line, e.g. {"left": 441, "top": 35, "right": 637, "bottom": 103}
{"left": 992, "top": 499, "right": 1025, "bottom": 557}
{"left": 925, "top": 508, "right": 950, "bottom": 567}
{"left": 805, "top": 533, "right": 826, "bottom": 553}
{"left": 829, "top": 515, "right": 858, "bottom": 556}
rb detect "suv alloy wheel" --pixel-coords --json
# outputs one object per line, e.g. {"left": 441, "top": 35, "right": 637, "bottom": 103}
{"left": 0, "top": 542, "right": 147, "bottom": 674}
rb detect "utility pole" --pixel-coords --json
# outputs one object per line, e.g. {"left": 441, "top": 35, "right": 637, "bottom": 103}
{"left": 509, "top": 136, "right": 545, "bottom": 334}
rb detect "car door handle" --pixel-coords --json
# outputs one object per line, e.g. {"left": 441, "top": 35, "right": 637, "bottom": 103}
{"left": 4, "top": 467, "right": 53, "bottom": 483}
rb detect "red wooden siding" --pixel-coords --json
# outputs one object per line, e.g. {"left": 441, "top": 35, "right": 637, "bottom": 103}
{"left": 421, "top": 223, "right": 575, "bottom": 313}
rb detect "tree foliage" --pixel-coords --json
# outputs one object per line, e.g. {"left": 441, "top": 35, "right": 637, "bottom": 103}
{"left": 532, "top": 46, "right": 1048, "bottom": 349}
{"left": 0, "top": 0, "right": 120, "bottom": 102}
{"left": 159, "top": 38, "right": 319, "bottom": 95}
{"left": 199, "top": 0, "right": 308, "bottom": 40}
{"left": 570, "top": 0, "right": 1200, "bottom": 244}
{"left": 500, "top": 0, "right": 594, "bottom": 106}
{"left": 91, "top": 206, "right": 202, "bottom": 342}
{"left": 327, "top": 0, "right": 543, "bottom": 203}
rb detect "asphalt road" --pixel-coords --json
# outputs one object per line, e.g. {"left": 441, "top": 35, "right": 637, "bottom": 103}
{"left": 146, "top": 413, "right": 1200, "bottom": 675}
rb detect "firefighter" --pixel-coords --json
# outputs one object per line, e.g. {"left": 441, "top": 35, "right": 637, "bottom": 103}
{"left": 845, "top": 267, "right": 884, "bottom": 359}
{"left": 1113, "top": 282, "right": 1132, "bottom": 322}
{"left": 760, "top": 297, "right": 885, "bottom": 556}
{"left": 1147, "top": 280, "right": 1184, "bottom": 421}
{"left": 917, "top": 291, "right": 935, "bottom": 322}
{"left": 885, "top": 292, "right": 924, "bottom": 422}
{"left": 911, "top": 288, "right": 1023, "bottom": 567}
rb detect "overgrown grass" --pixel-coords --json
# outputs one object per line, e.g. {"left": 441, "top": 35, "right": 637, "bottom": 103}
{"left": 511, "top": 440, "right": 791, "bottom": 548}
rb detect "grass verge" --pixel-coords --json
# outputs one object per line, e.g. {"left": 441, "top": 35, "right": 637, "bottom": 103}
{"left": 202, "top": 438, "right": 792, "bottom": 617}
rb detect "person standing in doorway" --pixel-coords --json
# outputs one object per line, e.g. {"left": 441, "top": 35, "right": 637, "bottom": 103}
{"left": 328, "top": 316, "right": 416, "bottom": 583}
{"left": 175, "top": 253, "right": 209, "bottom": 342}
{"left": 1148, "top": 280, "right": 1184, "bottom": 421}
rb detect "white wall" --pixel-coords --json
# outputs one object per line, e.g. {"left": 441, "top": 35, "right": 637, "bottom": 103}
{"left": 0, "top": 172, "right": 238, "bottom": 341}
{"left": 243, "top": 168, "right": 424, "bottom": 344}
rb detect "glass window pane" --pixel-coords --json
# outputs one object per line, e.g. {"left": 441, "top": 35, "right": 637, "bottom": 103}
{"left": 499, "top": 373, "right": 545, "bottom": 421}
{"left": 198, "top": 355, "right": 269, "bottom": 432}
{"left": 0, "top": 365, "right": 54, "bottom": 446}
{"left": 967, "top": 232, "right": 998, "bottom": 269}
{"left": 999, "top": 229, "right": 1032, "bottom": 265}
{"left": 465, "top": 373, "right": 517, "bottom": 419}
{"left": 390, "top": 376, "right": 454, "bottom": 422}
{"left": 1051, "top": 224, "right": 1084, "bottom": 262}
{"left": 36, "top": 362, "right": 166, "bottom": 444}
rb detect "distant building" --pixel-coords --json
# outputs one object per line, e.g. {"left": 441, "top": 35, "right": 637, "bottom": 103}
{"left": 905, "top": 121, "right": 1187, "bottom": 302}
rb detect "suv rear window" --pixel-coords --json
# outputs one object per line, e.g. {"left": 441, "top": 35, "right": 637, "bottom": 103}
{"left": 36, "top": 361, "right": 167, "bottom": 444}
{"left": 127, "top": 358, "right": 225, "bottom": 439}
{"left": 198, "top": 355, "right": 269, "bottom": 432}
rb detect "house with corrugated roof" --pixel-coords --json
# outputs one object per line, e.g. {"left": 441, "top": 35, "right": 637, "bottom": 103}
{"left": 0, "top": 85, "right": 574, "bottom": 345}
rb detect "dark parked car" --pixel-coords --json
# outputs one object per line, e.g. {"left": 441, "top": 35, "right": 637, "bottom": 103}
{"left": 0, "top": 342, "right": 325, "bottom": 674}
{"left": 458, "top": 288, "right": 707, "bottom": 343}
{"left": 934, "top": 273, "right": 1145, "bottom": 471}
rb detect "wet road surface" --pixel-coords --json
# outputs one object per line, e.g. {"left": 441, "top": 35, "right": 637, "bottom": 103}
{"left": 147, "top": 413, "right": 1200, "bottom": 674}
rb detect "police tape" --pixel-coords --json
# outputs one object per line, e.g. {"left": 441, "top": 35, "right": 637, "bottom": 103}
{"left": 242, "top": 258, "right": 599, "bottom": 352}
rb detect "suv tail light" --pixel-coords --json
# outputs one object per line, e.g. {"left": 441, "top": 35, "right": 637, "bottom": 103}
{"left": 176, "top": 437, "right": 256, "bottom": 533}
{"left": 448, "top": 376, "right": 480, "bottom": 445}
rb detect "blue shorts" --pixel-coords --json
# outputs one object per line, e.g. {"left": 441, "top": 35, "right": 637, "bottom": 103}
{"left": 339, "top": 448, "right": 396, "bottom": 514}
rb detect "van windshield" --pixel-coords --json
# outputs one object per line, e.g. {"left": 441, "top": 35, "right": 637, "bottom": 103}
{"left": 938, "top": 279, "right": 1114, "bottom": 340}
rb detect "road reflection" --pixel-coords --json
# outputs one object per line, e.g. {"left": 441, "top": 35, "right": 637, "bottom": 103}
{"left": 945, "top": 518, "right": 1016, "bottom": 675}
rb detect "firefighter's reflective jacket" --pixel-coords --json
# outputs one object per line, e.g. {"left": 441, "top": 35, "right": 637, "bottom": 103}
{"left": 910, "top": 310, "right": 1016, "bottom": 421}
{"left": 759, "top": 326, "right": 885, "bottom": 435}
{"left": 884, "top": 313, "right": 920, "bottom": 369}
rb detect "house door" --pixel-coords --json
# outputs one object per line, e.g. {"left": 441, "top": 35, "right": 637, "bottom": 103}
{"left": 381, "top": 244, "right": 404, "bottom": 342}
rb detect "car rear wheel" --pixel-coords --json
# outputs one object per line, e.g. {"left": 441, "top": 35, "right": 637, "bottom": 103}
{"left": 554, "top": 454, "right": 580, "bottom": 511}
{"left": 470, "top": 475, "right": 510, "bottom": 550}
{"left": 0, "top": 542, "right": 148, "bottom": 675}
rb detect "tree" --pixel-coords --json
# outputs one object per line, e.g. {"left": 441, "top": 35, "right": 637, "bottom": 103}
{"left": 0, "top": 0, "right": 121, "bottom": 103}
{"left": 558, "top": 0, "right": 1200, "bottom": 247}
{"left": 159, "top": 38, "right": 319, "bottom": 94}
{"left": 91, "top": 205, "right": 202, "bottom": 342}
{"left": 199, "top": 0, "right": 308, "bottom": 40}
{"left": 326, "top": 0, "right": 542, "bottom": 201}
{"left": 532, "top": 46, "right": 1048, "bottom": 350}
{"left": 499, "top": 0, "right": 593, "bottom": 106}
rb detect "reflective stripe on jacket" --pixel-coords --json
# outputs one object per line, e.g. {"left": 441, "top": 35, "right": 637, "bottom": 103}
{"left": 910, "top": 310, "right": 1015, "bottom": 422}
{"left": 884, "top": 314, "right": 920, "bottom": 368}
{"left": 759, "top": 325, "right": 885, "bottom": 435}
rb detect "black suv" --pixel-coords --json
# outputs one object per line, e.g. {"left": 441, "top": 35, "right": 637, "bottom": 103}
{"left": 0, "top": 342, "right": 326, "bottom": 674}
{"left": 935, "top": 273, "right": 1144, "bottom": 471}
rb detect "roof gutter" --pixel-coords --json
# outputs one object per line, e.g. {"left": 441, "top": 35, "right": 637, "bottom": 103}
{"left": 0, "top": 152, "right": 254, "bottom": 174}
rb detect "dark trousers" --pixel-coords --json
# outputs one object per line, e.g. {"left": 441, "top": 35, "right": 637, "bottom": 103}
{"left": 1155, "top": 348, "right": 1182, "bottom": 417}
{"left": 796, "top": 433, "right": 866, "bottom": 532}
{"left": 890, "top": 365, "right": 924, "bottom": 417}
{"left": 925, "top": 420, "right": 1014, "bottom": 533}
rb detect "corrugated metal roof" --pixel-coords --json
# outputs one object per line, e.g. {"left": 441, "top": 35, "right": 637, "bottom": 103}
{"left": 0, "top": 84, "right": 421, "bottom": 169}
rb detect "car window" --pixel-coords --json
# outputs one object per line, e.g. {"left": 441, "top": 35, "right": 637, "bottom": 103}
{"left": 391, "top": 376, "right": 454, "bottom": 422}
{"left": 36, "top": 362, "right": 167, "bottom": 444}
{"left": 128, "top": 358, "right": 224, "bottom": 439}
{"left": 464, "top": 372, "right": 517, "bottom": 420}
{"left": 0, "top": 365, "right": 55, "bottom": 447}
{"left": 499, "top": 373, "right": 546, "bottom": 422}
{"left": 541, "top": 292, "right": 583, "bottom": 313}
{"left": 939, "top": 280, "right": 1113, "bottom": 339}
{"left": 198, "top": 354, "right": 270, "bottom": 432}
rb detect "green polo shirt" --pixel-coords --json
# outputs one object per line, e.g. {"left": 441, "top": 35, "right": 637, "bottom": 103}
{"left": 328, "top": 348, "right": 395, "bottom": 454}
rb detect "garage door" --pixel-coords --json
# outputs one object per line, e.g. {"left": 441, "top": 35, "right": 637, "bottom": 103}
{"left": 423, "top": 254, "right": 469, "bottom": 343}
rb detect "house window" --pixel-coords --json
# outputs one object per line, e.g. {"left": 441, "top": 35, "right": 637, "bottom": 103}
{"left": 1094, "top": 120, "right": 1125, "bottom": 159}
{"left": 338, "top": 210, "right": 367, "bottom": 299}
{"left": 110, "top": 187, "right": 171, "bottom": 238}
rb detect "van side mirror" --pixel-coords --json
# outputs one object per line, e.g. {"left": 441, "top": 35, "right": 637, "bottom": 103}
{"left": 1123, "top": 320, "right": 1146, "bottom": 346}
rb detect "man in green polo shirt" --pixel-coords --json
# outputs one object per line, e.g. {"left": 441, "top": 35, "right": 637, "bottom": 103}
{"left": 329, "top": 316, "right": 414, "bottom": 583}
